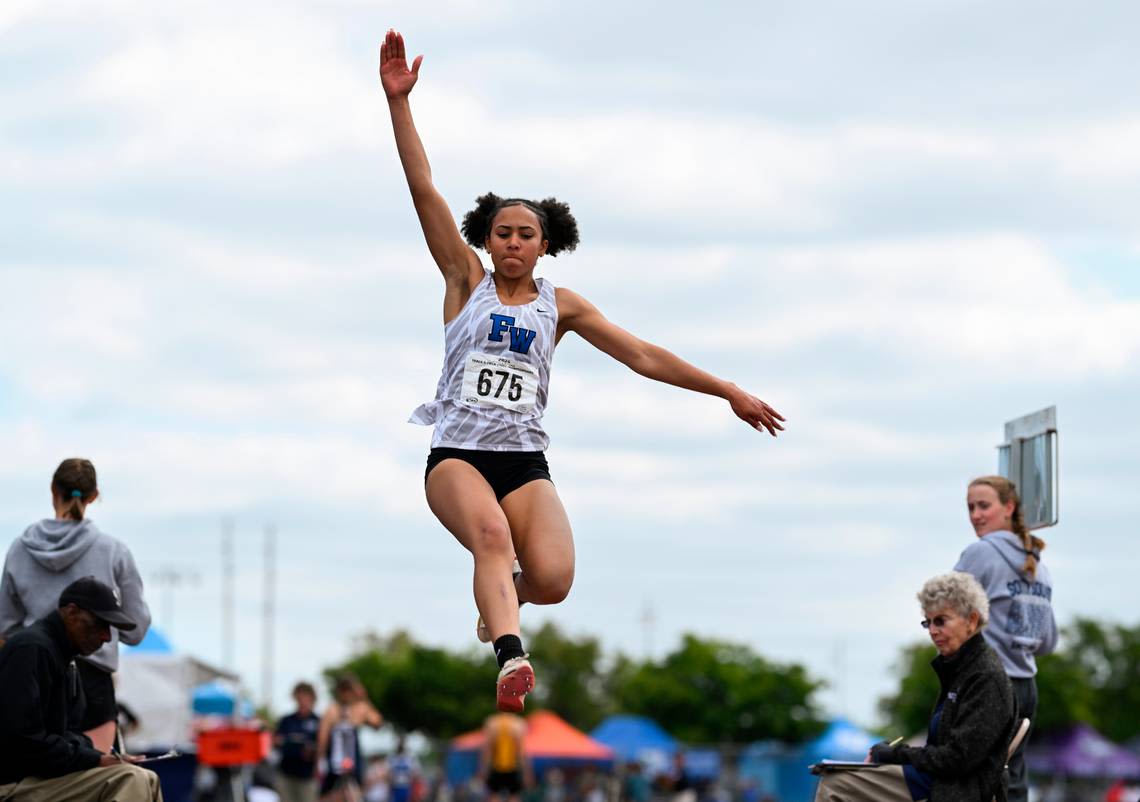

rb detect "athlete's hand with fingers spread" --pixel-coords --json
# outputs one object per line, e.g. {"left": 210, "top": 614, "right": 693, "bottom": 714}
{"left": 728, "top": 385, "right": 785, "bottom": 436}
{"left": 380, "top": 28, "right": 423, "bottom": 99}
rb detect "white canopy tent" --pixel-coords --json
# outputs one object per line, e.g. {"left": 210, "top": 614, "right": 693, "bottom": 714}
{"left": 116, "top": 627, "right": 239, "bottom": 750}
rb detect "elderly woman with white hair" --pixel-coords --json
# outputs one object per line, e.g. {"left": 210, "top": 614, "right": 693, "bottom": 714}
{"left": 815, "top": 572, "right": 1017, "bottom": 802}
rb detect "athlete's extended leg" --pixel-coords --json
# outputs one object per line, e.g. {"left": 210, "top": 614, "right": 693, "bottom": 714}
{"left": 499, "top": 480, "right": 575, "bottom": 606}
{"left": 426, "top": 460, "right": 521, "bottom": 642}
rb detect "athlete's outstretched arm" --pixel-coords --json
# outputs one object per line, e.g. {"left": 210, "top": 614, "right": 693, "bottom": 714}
{"left": 380, "top": 29, "right": 481, "bottom": 290}
{"left": 557, "top": 288, "right": 785, "bottom": 436}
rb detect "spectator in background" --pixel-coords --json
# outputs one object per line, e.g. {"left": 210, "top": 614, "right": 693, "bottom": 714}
{"left": 815, "top": 573, "right": 1015, "bottom": 802}
{"left": 318, "top": 673, "right": 383, "bottom": 799}
{"left": 620, "top": 762, "right": 649, "bottom": 802}
{"left": 364, "top": 755, "right": 389, "bottom": 802}
{"left": 250, "top": 761, "right": 283, "bottom": 802}
{"left": 956, "top": 475, "right": 1057, "bottom": 802}
{"left": 539, "top": 769, "right": 565, "bottom": 802}
{"left": 390, "top": 736, "right": 422, "bottom": 802}
{"left": 481, "top": 712, "right": 531, "bottom": 802}
{"left": 0, "top": 458, "right": 152, "bottom": 752}
{"left": 579, "top": 772, "right": 605, "bottom": 802}
{"left": 276, "top": 681, "right": 321, "bottom": 802}
{"left": 668, "top": 754, "right": 695, "bottom": 802}
{"left": 0, "top": 577, "right": 161, "bottom": 801}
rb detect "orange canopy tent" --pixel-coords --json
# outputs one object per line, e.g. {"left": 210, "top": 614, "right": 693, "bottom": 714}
{"left": 446, "top": 711, "right": 614, "bottom": 783}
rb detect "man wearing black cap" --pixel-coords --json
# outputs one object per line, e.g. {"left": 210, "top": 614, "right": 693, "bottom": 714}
{"left": 0, "top": 576, "right": 162, "bottom": 801}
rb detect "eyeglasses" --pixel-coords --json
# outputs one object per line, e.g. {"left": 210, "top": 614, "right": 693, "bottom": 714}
{"left": 921, "top": 614, "right": 955, "bottom": 630}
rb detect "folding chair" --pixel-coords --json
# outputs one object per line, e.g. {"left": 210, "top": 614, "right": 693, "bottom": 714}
{"left": 1007, "top": 718, "right": 1030, "bottom": 763}
{"left": 995, "top": 718, "right": 1031, "bottom": 802}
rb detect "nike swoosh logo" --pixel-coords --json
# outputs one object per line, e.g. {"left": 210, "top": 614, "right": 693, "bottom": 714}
{"left": 537, "top": 307, "right": 550, "bottom": 314}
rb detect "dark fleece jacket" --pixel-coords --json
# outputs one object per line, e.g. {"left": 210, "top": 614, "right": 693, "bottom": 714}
{"left": 872, "top": 633, "right": 1016, "bottom": 802}
{"left": 0, "top": 611, "right": 102, "bottom": 783}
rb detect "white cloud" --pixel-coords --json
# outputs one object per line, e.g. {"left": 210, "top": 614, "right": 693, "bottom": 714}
{"left": 1033, "top": 119, "right": 1140, "bottom": 181}
{"left": 80, "top": 12, "right": 382, "bottom": 167}
{"left": 676, "top": 235, "right": 1140, "bottom": 378}
{"left": 0, "top": 420, "right": 424, "bottom": 518}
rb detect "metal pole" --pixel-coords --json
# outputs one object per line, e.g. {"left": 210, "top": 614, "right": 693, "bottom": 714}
{"left": 262, "top": 524, "right": 276, "bottom": 713}
{"left": 149, "top": 566, "right": 200, "bottom": 638}
{"left": 222, "top": 518, "right": 235, "bottom": 671}
{"left": 640, "top": 601, "right": 656, "bottom": 659}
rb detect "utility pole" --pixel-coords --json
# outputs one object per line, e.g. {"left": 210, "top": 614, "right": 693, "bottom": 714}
{"left": 149, "top": 566, "right": 200, "bottom": 638}
{"left": 833, "top": 638, "right": 848, "bottom": 718}
{"left": 221, "top": 518, "right": 235, "bottom": 671}
{"left": 261, "top": 524, "right": 276, "bottom": 713}
{"left": 640, "top": 601, "right": 656, "bottom": 660}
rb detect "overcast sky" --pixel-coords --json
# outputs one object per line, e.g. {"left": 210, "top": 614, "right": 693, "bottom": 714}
{"left": 3, "top": 0, "right": 1140, "bottom": 732}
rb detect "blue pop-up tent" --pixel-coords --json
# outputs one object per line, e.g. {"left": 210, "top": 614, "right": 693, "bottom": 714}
{"left": 803, "top": 719, "right": 879, "bottom": 763}
{"left": 590, "top": 715, "right": 678, "bottom": 773}
{"left": 129, "top": 627, "right": 175, "bottom": 654}
{"left": 792, "top": 719, "right": 879, "bottom": 802}
{"left": 740, "top": 719, "right": 879, "bottom": 802}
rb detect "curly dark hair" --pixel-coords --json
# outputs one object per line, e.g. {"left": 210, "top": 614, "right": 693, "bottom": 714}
{"left": 460, "top": 193, "right": 580, "bottom": 257}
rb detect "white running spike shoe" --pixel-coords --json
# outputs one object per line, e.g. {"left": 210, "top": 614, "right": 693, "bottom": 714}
{"left": 496, "top": 654, "right": 535, "bottom": 713}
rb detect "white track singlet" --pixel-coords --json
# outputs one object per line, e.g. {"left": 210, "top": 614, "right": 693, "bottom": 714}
{"left": 409, "top": 270, "right": 558, "bottom": 451}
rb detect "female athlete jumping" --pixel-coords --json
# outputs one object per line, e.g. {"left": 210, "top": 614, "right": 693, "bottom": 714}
{"left": 380, "top": 28, "right": 784, "bottom": 712}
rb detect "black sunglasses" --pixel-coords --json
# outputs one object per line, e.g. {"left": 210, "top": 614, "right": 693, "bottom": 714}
{"left": 920, "top": 614, "right": 955, "bottom": 630}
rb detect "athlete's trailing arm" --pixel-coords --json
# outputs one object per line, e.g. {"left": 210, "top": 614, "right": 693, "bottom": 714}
{"left": 556, "top": 288, "right": 785, "bottom": 436}
{"left": 380, "top": 29, "right": 482, "bottom": 314}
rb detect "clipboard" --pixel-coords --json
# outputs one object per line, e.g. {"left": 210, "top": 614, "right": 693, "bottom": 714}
{"left": 112, "top": 749, "right": 183, "bottom": 764}
{"left": 809, "top": 760, "right": 880, "bottom": 775}
{"left": 138, "top": 750, "right": 182, "bottom": 763}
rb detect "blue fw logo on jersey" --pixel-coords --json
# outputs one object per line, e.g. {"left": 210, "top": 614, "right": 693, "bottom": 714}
{"left": 488, "top": 313, "right": 537, "bottom": 355}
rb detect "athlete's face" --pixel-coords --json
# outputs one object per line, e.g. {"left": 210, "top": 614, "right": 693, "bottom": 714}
{"left": 485, "top": 205, "right": 548, "bottom": 276}
{"left": 967, "top": 483, "right": 1014, "bottom": 537}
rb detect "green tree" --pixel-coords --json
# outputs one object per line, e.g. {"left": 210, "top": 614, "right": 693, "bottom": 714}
{"left": 1039, "top": 618, "right": 1140, "bottom": 741}
{"left": 877, "top": 642, "right": 940, "bottom": 736}
{"left": 523, "top": 621, "right": 611, "bottom": 731}
{"left": 325, "top": 630, "right": 498, "bottom": 738}
{"left": 612, "top": 634, "right": 826, "bottom": 743}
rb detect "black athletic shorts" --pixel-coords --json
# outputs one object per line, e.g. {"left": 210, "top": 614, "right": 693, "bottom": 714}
{"left": 487, "top": 770, "right": 523, "bottom": 794}
{"left": 76, "top": 659, "right": 117, "bottom": 730}
{"left": 425, "top": 448, "right": 552, "bottom": 501}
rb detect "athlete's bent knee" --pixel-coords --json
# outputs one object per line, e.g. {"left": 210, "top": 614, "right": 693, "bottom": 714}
{"left": 528, "top": 567, "right": 574, "bottom": 604}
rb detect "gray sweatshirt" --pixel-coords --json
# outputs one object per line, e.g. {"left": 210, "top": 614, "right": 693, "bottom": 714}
{"left": 0, "top": 518, "right": 151, "bottom": 672}
{"left": 954, "top": 530, "right": 1058, "bottom": 678}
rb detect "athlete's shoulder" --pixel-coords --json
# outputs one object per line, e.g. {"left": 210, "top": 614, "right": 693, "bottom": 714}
{"left": 555, "top": 286, "right": 595, "bottom": 317}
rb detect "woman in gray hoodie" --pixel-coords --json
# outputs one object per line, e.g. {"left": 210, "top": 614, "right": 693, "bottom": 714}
{"left": 0, "top": 458, "right": 152, "bottom": 752}
{"left": 954, "top": 475, "right": 1057, "bottom": 802}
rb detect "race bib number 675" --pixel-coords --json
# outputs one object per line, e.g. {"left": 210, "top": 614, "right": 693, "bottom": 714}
{"left": 460, "top": 352, "right": 539, "bottom": 414}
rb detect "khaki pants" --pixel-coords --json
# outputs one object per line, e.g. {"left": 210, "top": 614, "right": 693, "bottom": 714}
{"left": 0, "top": 764, "right": 163, "bottom": 802}
{"left": 813, "top": 765, "right": 922, "bottom": 802}
{"left": 278, "top": 775, "right": 319, "bottom": 802}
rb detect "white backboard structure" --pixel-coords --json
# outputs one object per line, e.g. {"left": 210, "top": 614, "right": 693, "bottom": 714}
{"left": 997, "top": 406, "right": 1059, "bottom": 530}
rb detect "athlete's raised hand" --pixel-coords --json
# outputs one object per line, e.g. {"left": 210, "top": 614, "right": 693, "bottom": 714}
{"left": 380, "top": 28, "right": 422, "bottom": 99}
{"left": 729, "top": 387, "right": 785, "bottom": 436}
